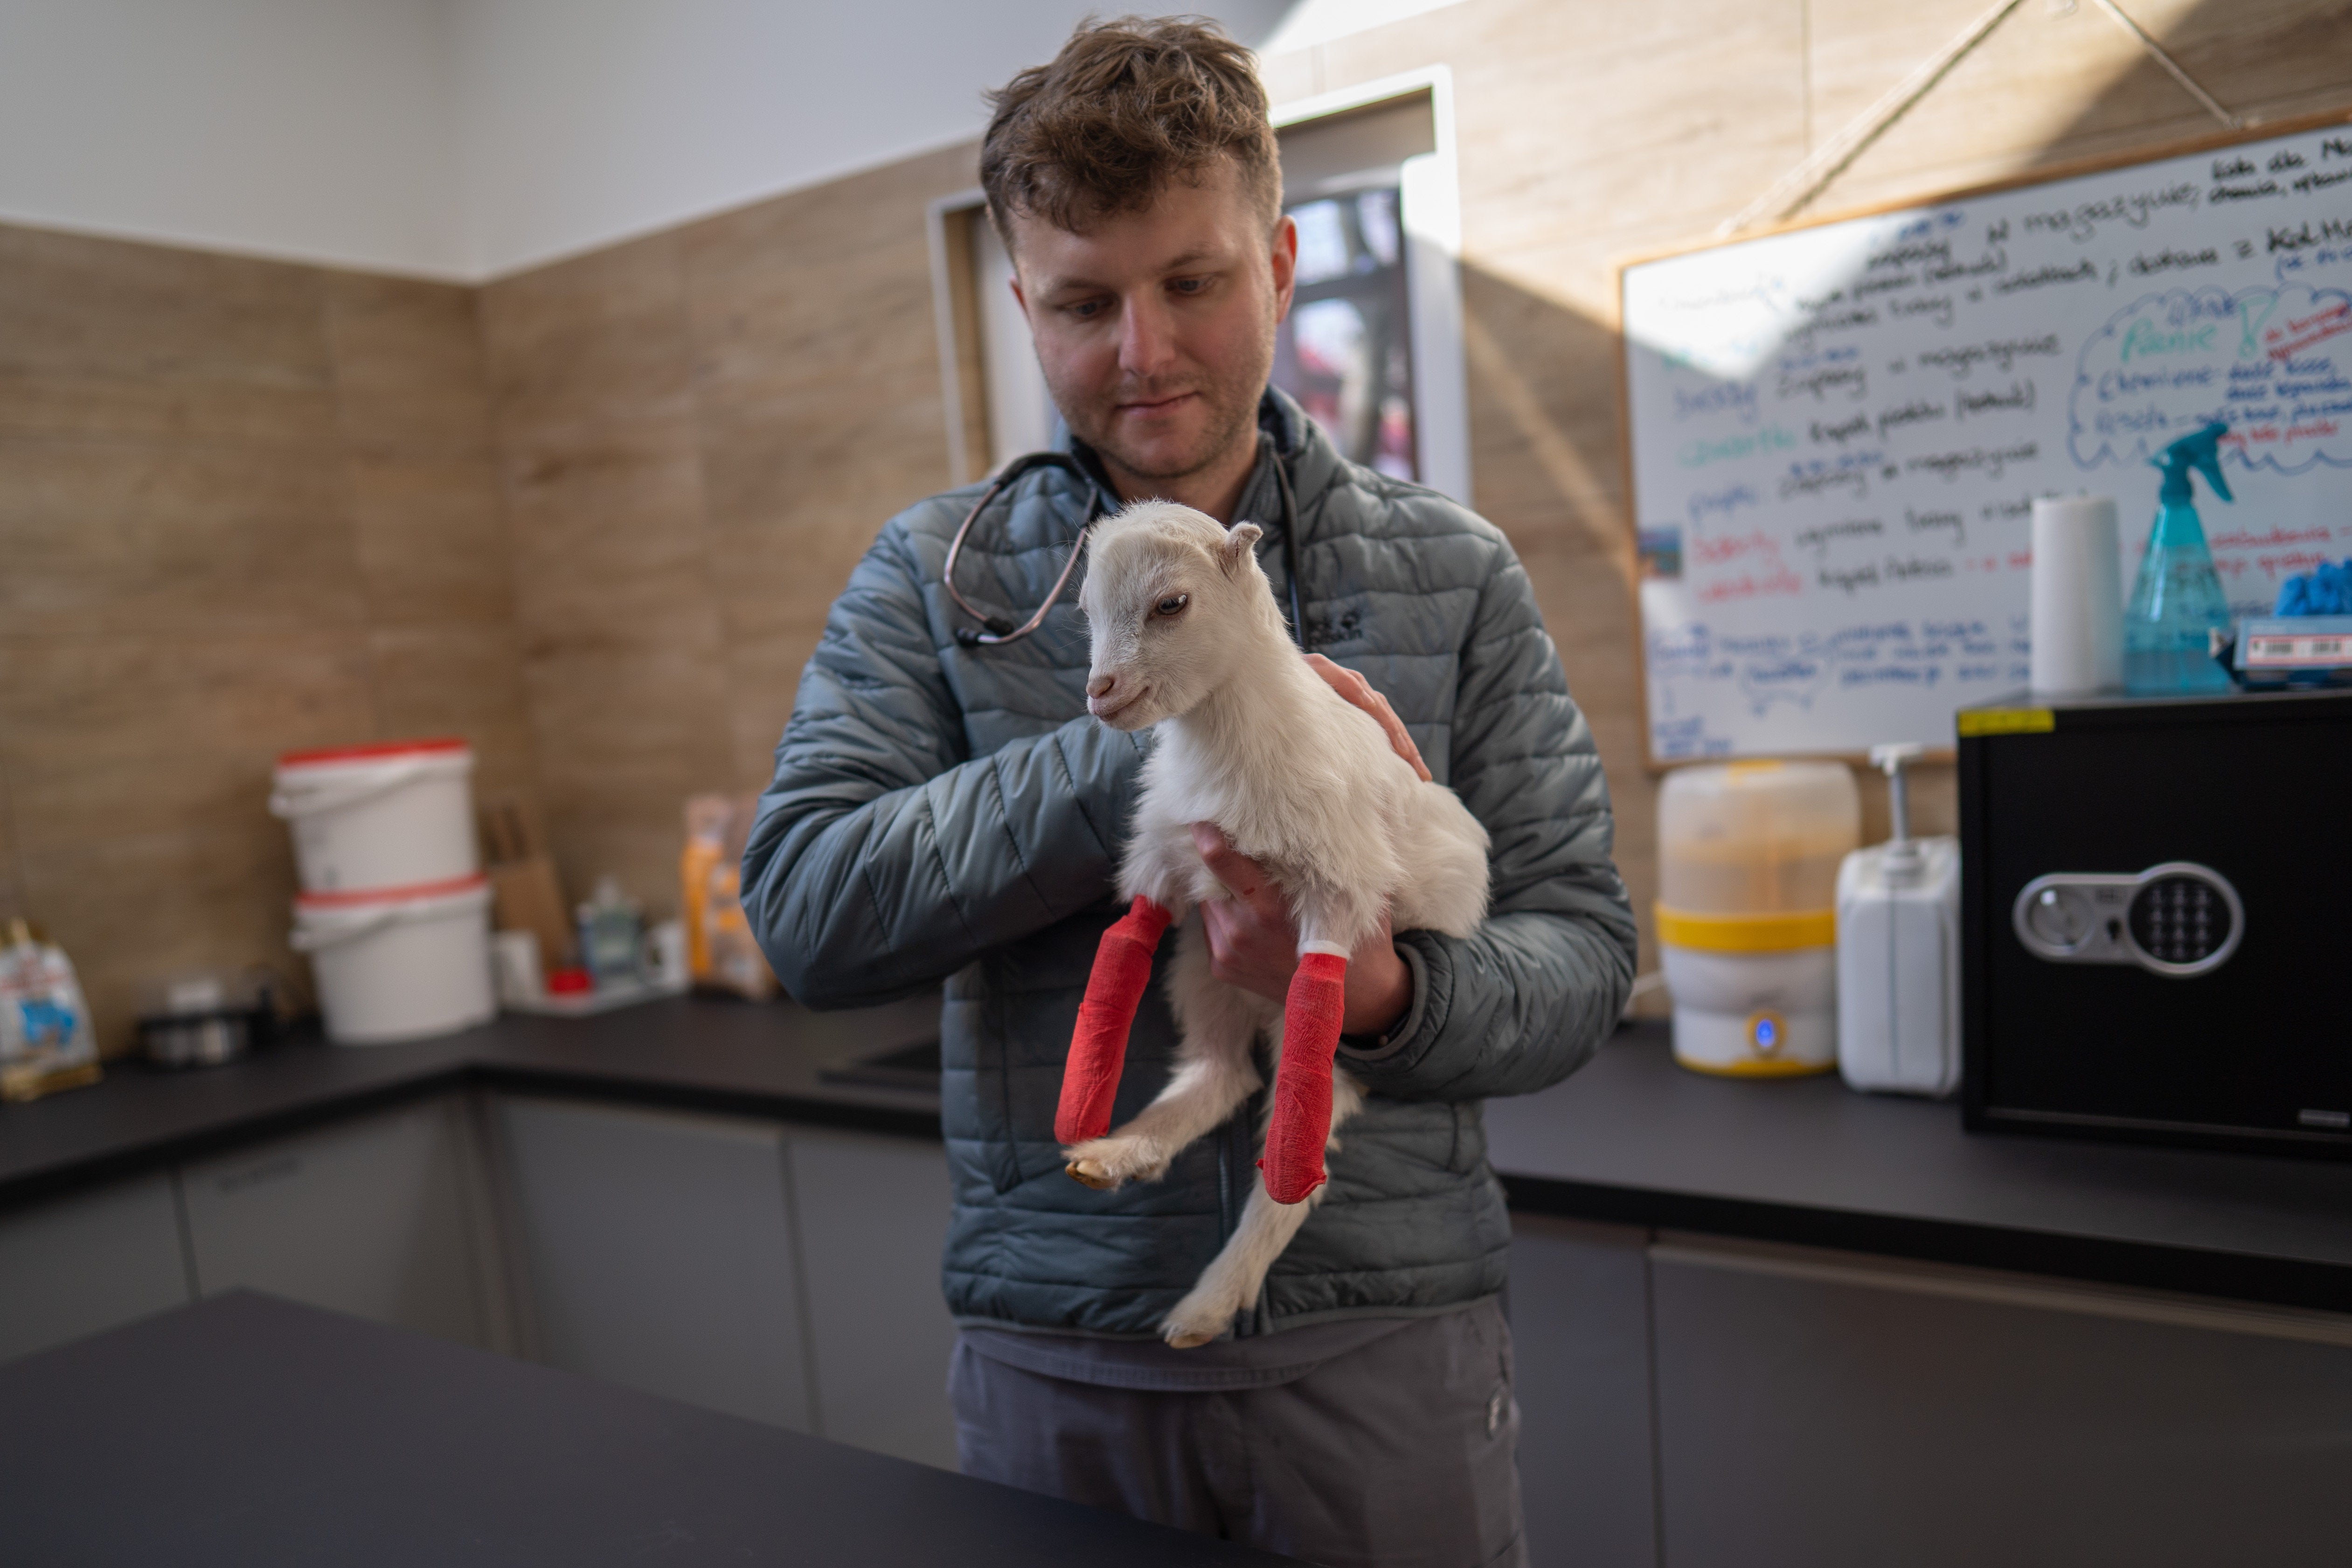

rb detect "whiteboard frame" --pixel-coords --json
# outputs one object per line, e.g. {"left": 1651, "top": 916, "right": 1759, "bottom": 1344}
{"left": 1614, "top": 105, "right": 2352, "bottom": 771}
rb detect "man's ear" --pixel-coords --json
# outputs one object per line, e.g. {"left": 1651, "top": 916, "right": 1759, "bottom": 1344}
{"left": 1220, "top": 522, "right": 1263, "bottom": 576}
{"left": 1270, "top": 212, "right": 1298, "bottom": 323}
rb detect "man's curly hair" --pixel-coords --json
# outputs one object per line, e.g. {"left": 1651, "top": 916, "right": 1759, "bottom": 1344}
{"left": 981, "top": 16, "right": 1282, "bottom": 243}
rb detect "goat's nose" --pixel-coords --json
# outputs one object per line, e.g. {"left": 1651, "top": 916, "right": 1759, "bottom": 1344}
{"left": 1086, "top": 673, "right": 1116, "bottom": 699}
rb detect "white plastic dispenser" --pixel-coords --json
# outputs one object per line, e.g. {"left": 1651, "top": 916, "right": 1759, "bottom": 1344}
{"left": 1835, "top": 744, "right": 1962, "bottom": 1097}
{"left": 1658, "top": 761, "right": 1859, "bottom": 1077}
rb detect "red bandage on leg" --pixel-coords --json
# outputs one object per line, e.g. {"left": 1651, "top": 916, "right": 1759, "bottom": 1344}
{"left": 1056, "top": 895, "right": 1174, "bottom": 1145}
{"left": 1260, "top": 951, "right": 1347, "bottom": 1203}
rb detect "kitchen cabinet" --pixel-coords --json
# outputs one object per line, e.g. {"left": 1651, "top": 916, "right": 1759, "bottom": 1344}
{"left": 786, "top": 1127, "right": 958, "bottom": 1469}
{"left": 1648, "top": 1236, "right": 2352, "bottom": 1568}
{"left": 489, "top": 1094, "right": 961, "bottom": 1468}
{"left": 490, "top": 1094, "right": 816, "bottom": 1433}
{"left": 0, "top": 1174, "right": 191, "bottom": 1364}
{"left": 1508, "top": 1216, "right": 1658, "bottom": 1568}
{"left": 179, "top": 1095, "right": 495, "bottom": 1351}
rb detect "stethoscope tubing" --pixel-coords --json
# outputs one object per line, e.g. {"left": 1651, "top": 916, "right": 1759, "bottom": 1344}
{"left": 945, "top": 442, "right": 1306, "bottom": 652}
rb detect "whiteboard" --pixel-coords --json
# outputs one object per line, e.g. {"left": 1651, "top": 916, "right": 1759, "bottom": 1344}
{"left": 1623, "top": 117, "right": 2352, "bottom": 762}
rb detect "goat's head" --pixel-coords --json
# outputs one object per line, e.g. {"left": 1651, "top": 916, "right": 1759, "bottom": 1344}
{"left": 1076, "top": 500, "right": 1281, "bottom": 730}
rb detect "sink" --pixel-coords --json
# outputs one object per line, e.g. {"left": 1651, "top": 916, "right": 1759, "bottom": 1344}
{"left": 818, "top": 1038, "right": 941, "bottom": 1092}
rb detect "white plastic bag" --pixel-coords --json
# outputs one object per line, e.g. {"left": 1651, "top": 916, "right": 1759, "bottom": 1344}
{"left": 0, "top": 920, "right": 100, "bottom": 1101}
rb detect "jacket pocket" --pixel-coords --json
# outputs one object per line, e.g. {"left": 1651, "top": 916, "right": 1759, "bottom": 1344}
{"left": 1450, "top": 1100, "right": 1486, "bottom": 1175}
{"left": 944, "top": 964, "right": 1026, "bottom": 1194}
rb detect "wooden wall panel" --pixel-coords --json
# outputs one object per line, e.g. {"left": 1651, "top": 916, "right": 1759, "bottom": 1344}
{"left": 1813, "top": 0, "right": 2352, "bottom": 215}
{"left": 0, "top": 227, "right": 527, "bottom": 1051}
{"left": 475, "top": 142, "right": 977, "bottom": 898}
{"left": 324, "top": 273, "right": 537, "bottom": 811}
{"left": 481, "top": 234, "right": 727, "bottom": 915}
{"left": 680, "top": 146, "right": 966, "bottom": 787}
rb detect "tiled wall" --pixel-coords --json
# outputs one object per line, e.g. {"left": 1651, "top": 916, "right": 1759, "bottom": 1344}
{"left": 478, "top": 143, "right": 976, "bottom": 910}
{"left": 5, "top": 0, "right": 2345, "bottom": 1048}
{"left": 0, "top": 228, "right": 534, "bottom": 1051}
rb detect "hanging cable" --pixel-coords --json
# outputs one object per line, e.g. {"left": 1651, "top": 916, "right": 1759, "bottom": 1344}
{"left": 2089, "top": 0, "right": 2241, "bottom": 129}
{"left": 1716, "top": 0, "right": 2242, "bottom": 238}
{"left": 1718, "top": 0, "right": 2027, "bottom": 237}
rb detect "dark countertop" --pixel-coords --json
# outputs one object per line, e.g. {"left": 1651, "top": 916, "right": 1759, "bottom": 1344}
{"left": 1486, "top": 1034, "right": 2352, "bottom": 1313}
{"left": 5, "top": 998, "right": 2348, "bottom": 1313}
{"left": 0, "top": 1291, "right": 1291, "bottom": 1566}
{"left": 0, "top": 992, "right": 944, "bottom": 1206}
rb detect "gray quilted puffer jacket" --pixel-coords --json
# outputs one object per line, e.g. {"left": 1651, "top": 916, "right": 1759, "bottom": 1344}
{"left": 743, "top": 391, "right": 1635, "bottom": 1339}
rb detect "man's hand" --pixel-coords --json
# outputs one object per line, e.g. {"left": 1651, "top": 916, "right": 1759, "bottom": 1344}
{"left": 1186, "top": 658, "right": 1431, "bottom": 1038}
{"left": 1305, "top": 653, "right": 1432, "bottom": 782}
{"left": 1192, "top": 825, "right": 1412, "bottom": 1038}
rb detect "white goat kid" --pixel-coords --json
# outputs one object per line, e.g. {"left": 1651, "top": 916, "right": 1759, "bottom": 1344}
{"left": 1057, "top": 499, "right": 1490, "bottom": 1348}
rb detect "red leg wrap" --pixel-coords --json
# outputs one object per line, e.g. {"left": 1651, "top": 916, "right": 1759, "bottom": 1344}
{"left": 1260, "top": 951, "right": 1347, "bottom": 1203}
{"left": 1056, "top": 895, "right": 1174, "bottom": 1145}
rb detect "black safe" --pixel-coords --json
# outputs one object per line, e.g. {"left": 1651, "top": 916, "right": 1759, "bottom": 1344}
{"left": 1959, "top": 687, "right": 2352, "bottom": 1159}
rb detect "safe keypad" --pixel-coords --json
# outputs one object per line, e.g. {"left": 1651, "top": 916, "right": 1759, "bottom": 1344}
{"left": 2128, "top": 874, "right": 2232, "bottom": 966}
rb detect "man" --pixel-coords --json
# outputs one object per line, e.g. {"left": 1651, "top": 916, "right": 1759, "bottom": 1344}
{"left": 742, "top": 18, "right": 1634, "bottom": 1568}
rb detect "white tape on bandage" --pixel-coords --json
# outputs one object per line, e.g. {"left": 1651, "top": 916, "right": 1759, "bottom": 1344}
{"left": 1297, "top": 939, "right": 1351, "bottom": 960}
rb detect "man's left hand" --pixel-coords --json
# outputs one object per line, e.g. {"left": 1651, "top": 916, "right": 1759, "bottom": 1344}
{"left": 1190, "top": 823, "right": 1412, "bottom": 1038}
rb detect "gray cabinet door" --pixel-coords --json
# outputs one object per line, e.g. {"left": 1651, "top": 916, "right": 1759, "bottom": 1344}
{"left": 0, "top": 1174, "right": 191, "bottom": 1364}
{"left": 492, "top": 1095, "right": 814, "bottom": 1432}
{"left": 1650, "top": 1237, "right": 2352, "bottom": 1568}
{"left": 1509, "top": 1216, "right": 1658, "bottom": 1568}
{"left": 180, "top": 1095, "right": 490, "bottom": 1348}
{"left": 786, "top": 1127, "right": 957, "bottom": 1470}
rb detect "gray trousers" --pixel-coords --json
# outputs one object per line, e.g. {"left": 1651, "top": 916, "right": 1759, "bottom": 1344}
{"left": 949, "top": 1299, "right": 1528, "bottom": 1568}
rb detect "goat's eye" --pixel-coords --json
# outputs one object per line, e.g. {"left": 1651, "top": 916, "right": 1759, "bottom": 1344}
{"left": 1154, "top": 594, "right": 1189, "bottom": 618}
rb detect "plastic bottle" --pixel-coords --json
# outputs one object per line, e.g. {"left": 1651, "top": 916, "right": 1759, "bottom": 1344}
{"left": 576, "top": 876, "right": 645, "bottom": 988}
{"left": 1835, "top": 745, "right": 1960, "bottom": 1098}
{"left": 2123, "top": 421, "right": 2234, "bottom": 695}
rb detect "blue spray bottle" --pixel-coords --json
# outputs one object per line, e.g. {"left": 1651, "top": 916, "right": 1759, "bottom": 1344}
{"left": 2124, "top": 421, "right": 2234, "bottom": 695}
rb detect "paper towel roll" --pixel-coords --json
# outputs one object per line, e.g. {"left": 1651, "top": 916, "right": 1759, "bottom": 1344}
{"left": 2030, "top": 496, "right": 2123, "bottom": 694}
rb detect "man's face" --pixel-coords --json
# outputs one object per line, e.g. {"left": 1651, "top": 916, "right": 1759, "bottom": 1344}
{"left": 1006, "top": 160, "right": 1297, "bottom": 488}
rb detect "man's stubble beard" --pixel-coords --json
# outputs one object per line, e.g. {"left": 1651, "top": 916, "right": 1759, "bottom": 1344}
{"left": 1057, "top": 333, "right": 1272, "bottom": 486}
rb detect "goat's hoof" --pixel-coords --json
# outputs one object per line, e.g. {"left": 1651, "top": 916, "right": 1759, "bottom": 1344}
{"left": 1160, "top": 1291, "right": 1239, "bottom": 1348}
{"left": 1065, "top": 1159, "right": 1117, "bottom": 1190}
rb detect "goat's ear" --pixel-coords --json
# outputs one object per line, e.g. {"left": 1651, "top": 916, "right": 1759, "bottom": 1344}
{"left": 1219, "top": 522, "right": 1263, "bottom": 577}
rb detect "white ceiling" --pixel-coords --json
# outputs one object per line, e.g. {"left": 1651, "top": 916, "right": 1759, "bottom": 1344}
{"left": 0, "top": 0, "right": 1419, "bottom": 281}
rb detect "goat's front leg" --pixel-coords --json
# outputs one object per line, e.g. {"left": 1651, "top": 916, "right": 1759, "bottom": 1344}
{"left": 1162, "top": 1066, "right": 1365, "bottom": 1346}
{"left": 1258, "top": 897, "right": 1377, "bottom": 1203}
{"left": 1055, "top": 894, "right": 1176, "bottom": 1146}
{"left": 1066, "top": 913, "right": 1270, "bottom": 1189}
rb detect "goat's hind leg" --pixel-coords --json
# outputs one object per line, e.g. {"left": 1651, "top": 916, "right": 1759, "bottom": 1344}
{"left": 1065, "top": 914, "right": 1270, "bottom": 1190}
{"left": 1161, "top": 1066, "right": 1365, "bottom": 1347}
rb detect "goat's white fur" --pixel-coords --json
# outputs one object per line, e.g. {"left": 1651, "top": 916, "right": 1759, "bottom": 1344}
{"left": 1068, "top": 500, "right": 1490, "bottom": 1347}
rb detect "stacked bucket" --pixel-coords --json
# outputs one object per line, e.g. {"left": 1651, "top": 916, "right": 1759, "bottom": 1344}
{"left": 271, "top": 739, "right": 496, "bottom": 1045}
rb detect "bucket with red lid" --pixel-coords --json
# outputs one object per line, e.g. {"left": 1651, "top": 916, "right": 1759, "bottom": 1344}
{"left": 270, "top": 738, "right": 477, "bottom": 896}
{"left": 271, "top": 738, "right": 488, "bottom": 1044}
{"left": 290, "top": 875, "right": 495, "bottom": 1044}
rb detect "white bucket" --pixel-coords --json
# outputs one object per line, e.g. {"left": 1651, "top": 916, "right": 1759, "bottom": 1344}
{"left": 291, "top": 876, "right": 496, "bottom": 1045}
{"left": 271, "top": 739, "right": 477, "bottom": 895}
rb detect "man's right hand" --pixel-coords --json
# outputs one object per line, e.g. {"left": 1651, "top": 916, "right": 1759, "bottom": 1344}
{"left": 1305, "top": 653, "right": 1432, "bottom": 781}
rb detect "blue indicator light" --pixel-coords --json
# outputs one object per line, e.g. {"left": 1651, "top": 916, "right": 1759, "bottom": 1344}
{"left": 1754, "top": 1017, "right": 1777, "bottom": 1049}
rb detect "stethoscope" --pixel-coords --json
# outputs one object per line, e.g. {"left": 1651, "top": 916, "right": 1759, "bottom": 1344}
{"left": 944, "top": 443, "right": 1306, "bottom": 651}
